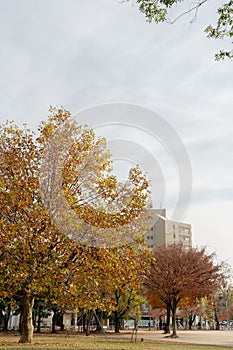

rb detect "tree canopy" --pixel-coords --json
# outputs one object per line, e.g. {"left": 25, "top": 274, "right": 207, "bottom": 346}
{"left": 143, "top": 243, "right": 226, "bottom": 337}
{"left": 0, "top": 107, "right": 151, "bottom": 343}
{"left": 124, "top": 0, "right": 233, "bottom": 60}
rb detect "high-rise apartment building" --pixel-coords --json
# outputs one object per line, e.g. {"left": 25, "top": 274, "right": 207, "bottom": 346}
{"left": 146, "top": 209, "right": 192, "bottom": 250}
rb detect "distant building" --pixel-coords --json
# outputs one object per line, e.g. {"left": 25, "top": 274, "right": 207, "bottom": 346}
{"left": 145, "top": 209, "right": 192, "bottom": 250}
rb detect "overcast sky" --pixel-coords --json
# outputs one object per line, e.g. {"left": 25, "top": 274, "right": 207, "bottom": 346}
{"left": 1, "top": 1, "right": 232, "bottom": 266}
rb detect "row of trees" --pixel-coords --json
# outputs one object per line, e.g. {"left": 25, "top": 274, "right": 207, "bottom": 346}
{"left": 0, "top": 242, "right": 230, "bottom": 339}
{"left": 0, "top": 108, "right": 230, "bottom": 343}
{"left": 0, "top": 243, "right": 230, "bottom": 333}
{"left": 2, "top": 284, "right": 232, "bottom": 335}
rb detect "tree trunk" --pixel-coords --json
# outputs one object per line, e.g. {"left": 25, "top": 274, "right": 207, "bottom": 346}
{"left": 6, "top": 303, "right": 12, "bottom": 331}
{"left": 170, "top": 302, "right": 178, "bottom": 338}
{"left": 82, "top": 313, "right": 86, "bottom": 333}
{"left": 2, "top": 310, "right": 10, "bottom": 331}
{"left": 60, "top": 313, "right": 65, "bottom": 331}
{"left": 214, "top": 310, "right": 220, "bottom": 330}
{"left": 164, "top": 303, "right": 171, "bottom": 334}
{"left": 85, "top": 311, "right": 91, "bottom": 336}
{"left": 198, "top": 316, "right": 202, "bottom": 330}
{"left": 131, "top": 319, "right": 138, "bottom": 342}
{"left": 36, "top": 311, "right": 42, "bottom": 333}
{"left": 95, "top": 310, "right": 104, "bottom": 333}
{"left": 51, "top": 308, "right": 57, "bottom": 333}
{"left": 171, "top": 314, "right": 177, "bottom": 337}
{"left": 189, "top": 314, "right": 196, "bottom": 330}
{"left": 114, "top": 311, "right": 121, "bottom": 333}
{"left": 159, "top": 315, "right": 163, "bottom": 330}
{"left": 2, "top": 317, "right": 8, "bottom": 332}
{"left": 19, "top": 294, "right": 34, "bottom": 343}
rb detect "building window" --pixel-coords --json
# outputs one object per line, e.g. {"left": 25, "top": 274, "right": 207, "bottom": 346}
{"left": 147, "top": 235, "right": 154, "bottom": 240}
{"left": 179, "top": 235, "right": 190, "bottom": 242}
{"left": 179, "top": 226, "right": 191, "bottom": 234}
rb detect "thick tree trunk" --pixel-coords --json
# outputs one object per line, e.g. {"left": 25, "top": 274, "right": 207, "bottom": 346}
{"left": 19, "top": 294, "right": 34, "bottom": 343}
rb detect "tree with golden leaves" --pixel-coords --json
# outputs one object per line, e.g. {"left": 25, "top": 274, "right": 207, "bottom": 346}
{"left": 68, "top": 242, "right": 152, "bottom": 334}
{"left": 143, "top": 243, "right": 226, "bottom": 338}
{"left": 0, "top": 107, "right": 151, "bottom": 343}
{"left": 102, "top": 244, "right": 151, "bottom": 333}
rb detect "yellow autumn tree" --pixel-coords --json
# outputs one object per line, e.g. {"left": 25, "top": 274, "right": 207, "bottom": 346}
{"left": 0, "top": 107, "right": 151, "bottom": 343}
{"left": 69, "top": 242, "right": 152, "bottom": 334}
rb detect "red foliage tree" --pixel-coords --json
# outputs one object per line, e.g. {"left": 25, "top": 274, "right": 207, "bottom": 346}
{"left": 143, "top": 243, "right": 226, "bottom": 338}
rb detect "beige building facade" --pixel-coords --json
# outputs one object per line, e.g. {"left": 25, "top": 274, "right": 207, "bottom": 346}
{"left": 146, "top": 209, "right": 192, "bottom": 250}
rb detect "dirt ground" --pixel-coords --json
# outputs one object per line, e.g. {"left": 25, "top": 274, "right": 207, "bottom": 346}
{"left": 1, "top": 329, "right": 233, "bottom": 348}
{"left": 109, "top": 329, "right": 233, "bottom": 347}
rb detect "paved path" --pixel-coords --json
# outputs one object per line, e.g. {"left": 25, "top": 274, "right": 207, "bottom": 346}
{"left": 108, "top": 330, "right": 233, "bottom": 348}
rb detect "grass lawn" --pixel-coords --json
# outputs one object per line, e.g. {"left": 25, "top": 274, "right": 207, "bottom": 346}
{"left": 0, "top": 333, "right": 231, "bottom": 350}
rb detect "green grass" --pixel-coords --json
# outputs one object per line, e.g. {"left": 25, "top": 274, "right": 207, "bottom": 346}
{"left": 0, "top": 333, "right": 231, "bottom": 350}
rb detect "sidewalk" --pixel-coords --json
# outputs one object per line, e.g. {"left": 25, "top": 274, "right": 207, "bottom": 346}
{"left": 109, "top": 329, "right": 233, "bottom": 347}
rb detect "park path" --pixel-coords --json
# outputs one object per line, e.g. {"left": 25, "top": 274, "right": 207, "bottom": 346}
{"left": 108, "top": 329, "right": 233, "bottom": 348}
